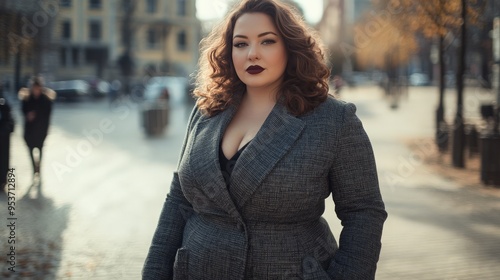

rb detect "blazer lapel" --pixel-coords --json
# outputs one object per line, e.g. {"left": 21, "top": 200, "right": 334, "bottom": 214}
{"left": 229, "top": 102, "right": 306, "bottom": 209}
{"left": 189, "top": 101, "right": 241, "bottom": 218}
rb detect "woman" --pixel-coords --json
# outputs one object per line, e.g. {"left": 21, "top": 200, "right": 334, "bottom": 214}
{"left": 143, "top": 0, "right": 387, "bottom": 279}
{"left": 19, "top": 76, "right": 55, "bottom": 178}
{"left": 0, "top": 87, "right": 15, "bottom": 193}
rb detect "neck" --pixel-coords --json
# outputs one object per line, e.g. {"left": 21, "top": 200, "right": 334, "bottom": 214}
{"left": 241, "top": 91, "right": 275, "bottom": 117}
{"left": 243, "top": 84, "right": 280, "bottom": 110}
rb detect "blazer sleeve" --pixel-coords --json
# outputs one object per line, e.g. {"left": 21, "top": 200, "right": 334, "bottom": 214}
{"left": 142, "top": 105, "right": 200, "bottom": 280}
{"left": 326, "top": 103, "right": 387, "bottom": 280}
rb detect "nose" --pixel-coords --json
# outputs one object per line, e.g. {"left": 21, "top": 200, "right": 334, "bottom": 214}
{"left": 247, "top": 44, "right": 259, "bottom": 61}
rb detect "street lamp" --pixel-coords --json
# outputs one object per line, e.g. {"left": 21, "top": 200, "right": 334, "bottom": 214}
{"left": 493, "top": 17, "right": 500, "bottom": 133}
{"left": 451, "top": 0, "right": 467, "bottom": 168}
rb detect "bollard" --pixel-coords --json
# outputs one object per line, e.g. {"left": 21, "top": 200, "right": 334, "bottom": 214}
{"left": 436, "top": 122, "right": 449, "bottom": 152}
{"left": 142, "top": 101, "right": 170, "bottom": 136}
{"left": 466, "top": 124, "right": 479, "bottom": 157}
{"left": 479, "top": 132, "right": 500, "bottom": 186}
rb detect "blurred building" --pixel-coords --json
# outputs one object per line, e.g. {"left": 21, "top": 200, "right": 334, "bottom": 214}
{"left": 344, "top": 0, "right": 372, "bottom": 24}
{"left": 0, "top": 0, "right": 201, "bottom": 88}
{"left": 0, "top": 0, "right": 57, "bottom": 90}
{"left": 316, "top": 0, "right": 372, "bottom": 77}
{"left": 53, "top": 0, "right": 201, "bottom": 80}
{"left": 317, "top": 0, "right": 371, "bottom": 47}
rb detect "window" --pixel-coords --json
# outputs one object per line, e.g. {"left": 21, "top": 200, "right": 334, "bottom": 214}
{"left": 62, "top": 21, "right": 71, "bottom": 39}
{"left": 147, "top": 28, "right": 158, "bottom": 49}
{"left": 89, "top": 0, "right": 101, "bottom": 9}
{"left": 89, "top": 21, "right": 101, "bottom": 41}
{"left": 177, "top": 0, "right": 187, "bottom": 16}
{"left": 147, "top": 0, "right": 157, "bottom": 14}
{"left": 177, "top": 31, "right": 187, "bottom": 51}
{"left": 60, "top": 0, "right": 71, "bottom": 7}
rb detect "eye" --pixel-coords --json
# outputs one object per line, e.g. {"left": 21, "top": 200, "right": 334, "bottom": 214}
{"left": 262, "top": 39, "right": 276, "bottom": 45}
{"left": 233, "top": 42, "right": 247, "bottom": 48}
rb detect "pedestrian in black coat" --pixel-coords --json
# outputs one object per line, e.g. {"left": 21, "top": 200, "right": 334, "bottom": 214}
{"left": 19, "top": 77, "right": 56, "bottom": 177}
{"left": 0, "top": 86, "right": 15, "bottom": 192}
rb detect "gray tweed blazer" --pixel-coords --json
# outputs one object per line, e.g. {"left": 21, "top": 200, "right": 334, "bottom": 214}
{"left": 143, "top": 95, "right": 387, "bottom": 280}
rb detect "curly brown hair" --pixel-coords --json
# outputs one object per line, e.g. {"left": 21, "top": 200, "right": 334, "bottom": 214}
{"left": 193, "top": 0, "right": 331, "bottom": 117}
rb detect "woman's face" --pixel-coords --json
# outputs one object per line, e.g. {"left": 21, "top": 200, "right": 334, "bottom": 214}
{"left": 32, "top": 85, "right": 42, "bottom": 98}
{"left": 231, "top": 12, "right": 287, "bottom": 93}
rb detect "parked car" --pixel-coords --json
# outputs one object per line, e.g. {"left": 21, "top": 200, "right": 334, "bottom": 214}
{"left": 82, "top": 76, "right": 110, "bottom": 98}
{"left": 143, "top": 76, "right": 189, "bottom": 106}
{"left": 409, "top": 73, "right": 430, "bottom": 86}
{"left": 48, "top": 80, "right": 90, "bottom": 100}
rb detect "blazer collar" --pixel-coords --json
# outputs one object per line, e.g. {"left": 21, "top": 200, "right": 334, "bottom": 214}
{"left": 190, "top": 95, "right": 306, "bottom": 216}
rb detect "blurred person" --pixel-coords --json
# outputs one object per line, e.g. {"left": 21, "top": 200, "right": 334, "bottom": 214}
{"left": 159, "top": 87, "right": 170, "bottom": 102}
{"left": 109, "top": 79, "right": 122, "bottom": 103}
{"left": 143, "top": 0, "right": 387, "bottom": 279}
{"left": 19, "top": 76, "right": 55, "bottom": 180}
{"left": 332, "top": 75, "right": 344, "bottom": 96}
{"left": 0, "top": 87, "right": 15, "bottom": 193}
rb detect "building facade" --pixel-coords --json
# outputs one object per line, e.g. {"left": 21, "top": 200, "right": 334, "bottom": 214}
{"left": 0, "top": 0, "right": 201, "bottom": 88}
{"left": 54, "top": 0, "right": 200, "bottom": 80}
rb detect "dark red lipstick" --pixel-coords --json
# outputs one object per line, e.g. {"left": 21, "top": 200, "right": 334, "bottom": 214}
{"left": 246, "top": 65, "right": 264, "bottom": 74}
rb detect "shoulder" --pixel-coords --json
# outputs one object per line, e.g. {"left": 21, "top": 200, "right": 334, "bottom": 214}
{"left": 301, "top": 95, "right": 357, "bottom": 124}
{"left": 186, "top": 104, "right": 204, "bottom": 130}
{"left": 18, "top": 88, "right": 30, "bottom": 101}
{"left": 43, "top": 88, "right": 56, "bottom": 101}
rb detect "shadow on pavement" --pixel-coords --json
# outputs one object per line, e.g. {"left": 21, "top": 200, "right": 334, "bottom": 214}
{"left": 386, "top": 185, "right": 500, "bottom": 261}
{"left": 0, "top": 184, "right": 70, "bottom": 279}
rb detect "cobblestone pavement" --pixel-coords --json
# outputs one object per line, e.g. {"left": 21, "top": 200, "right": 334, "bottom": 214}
{"left": 0, "top": 86, "right": 499, "bottom": 279}
{"left": 335, "top": 85, "right": 500, "bottom": 280}
{"left": 0, "top": 97, "right": 193, "bottom": 279}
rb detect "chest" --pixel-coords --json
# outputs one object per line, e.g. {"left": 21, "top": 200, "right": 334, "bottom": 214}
{"left": 221, "top": 109, "right": 269, "bottom": 160}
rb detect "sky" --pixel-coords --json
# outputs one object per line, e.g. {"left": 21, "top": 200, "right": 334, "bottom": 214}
{"left": 196, "top": 0, "right": 324, "bottom": 25}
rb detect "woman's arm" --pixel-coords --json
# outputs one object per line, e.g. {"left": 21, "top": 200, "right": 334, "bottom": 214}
{"left": 19, "top": 88, "right": 30, "bottom": 116}
{"left": 142, "top": 105, "right": 201, "bottom": 279}
{"left": 326, "top": 103, "right": 387, "bottom": 280}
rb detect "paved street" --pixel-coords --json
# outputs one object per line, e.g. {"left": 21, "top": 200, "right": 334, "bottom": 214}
{"left": 0, "top": 85, "right": 499, "bottom": 279}
{"left": 338, "top": 86, "right": 500, "bottom": 280}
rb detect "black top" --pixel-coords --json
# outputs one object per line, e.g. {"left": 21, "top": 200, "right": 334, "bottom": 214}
{"left": 219, "top": 140, "right": 251, "bottom": 186}
{"left": 22, "top": 93, "right": 53, "bottom": 148}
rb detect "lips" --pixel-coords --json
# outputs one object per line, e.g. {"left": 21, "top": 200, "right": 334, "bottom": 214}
{"left": 246, "top": 65, "right": 264, "bottom": 74}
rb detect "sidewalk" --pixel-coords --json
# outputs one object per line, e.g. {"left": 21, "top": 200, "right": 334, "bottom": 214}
{"left": 333, "top": 85, "right": 500, "bottom": 279}
{"left": 1, "top": 86, "right": 499, "bottom": 279}
{"left": 0, "top": 99, "right": 190, "bottom": 279}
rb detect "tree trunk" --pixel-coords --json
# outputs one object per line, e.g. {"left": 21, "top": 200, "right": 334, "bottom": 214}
{"left": 436, "top": 34, "right": 448, "bottom": 151}
{"left": 452, "top": 0, "right": 467, "bottom": 168}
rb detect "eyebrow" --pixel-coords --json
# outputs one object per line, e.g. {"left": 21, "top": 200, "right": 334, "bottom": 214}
{"left": 233, "top": 31, "right": 278, "bottom": 39}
